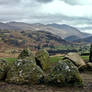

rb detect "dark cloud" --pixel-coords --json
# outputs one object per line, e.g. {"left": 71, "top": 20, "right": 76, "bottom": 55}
{"left": 36, "top": 0, "right": 53, "bottom": 3}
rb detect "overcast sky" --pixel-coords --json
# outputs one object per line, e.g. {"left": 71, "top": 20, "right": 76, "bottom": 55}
{"left": 0, "top": 0, "right": 92, "bottom": 34}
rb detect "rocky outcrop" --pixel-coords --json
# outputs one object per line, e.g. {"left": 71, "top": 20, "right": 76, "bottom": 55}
{"left": 0, "top": 49, "right": 84, "bottom": 87}
{"left": 6, "top": 59, "right": 44, "bottom": 84}
{"left": 46, "top": 59, "right": 83, "bottom": 86}
{"left": 18, "top": 48, "right": 36, "bottom": 63}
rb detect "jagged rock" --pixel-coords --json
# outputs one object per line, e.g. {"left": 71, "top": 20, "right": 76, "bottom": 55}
{"left": 0, "top": 59, "right": 8, "bottom": 80}
{"left": 64, "top": 52, "right": 86, "bottom": 69}
{"left": 6, "top": 59, "right": 44, "bottom": 84}
{"left": 18, "top": 48, "right": 36, "bottom": 63}
{"left": 46, "top": 59, "right": 83, "bottom": 86}
{"left": 35, "top": 49, "right": 50, "bottom": 71}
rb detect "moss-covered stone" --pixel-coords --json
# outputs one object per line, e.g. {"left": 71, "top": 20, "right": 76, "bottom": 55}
{"left": 18, "top": 48, "right": 36, "bottom": 63}
{"left": 0, "top": 59, "right": 8, "bottom": 80}
{"left": 46, "top": 59, "right": 83, "bottom": 86}
{"left": 6, "top": 59, "right": 44, "bottom": 84}
{"left": 35, "top": 49, "right": 50, "bottom": 71}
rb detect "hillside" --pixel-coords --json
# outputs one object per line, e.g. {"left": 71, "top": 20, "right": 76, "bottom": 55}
{"left": 0, "top": 22, "right": 89, "bottom": 39}
{"left": 73, "top": 36, "right": 92, "bottom": 43}
{"left": 0, "top": 22, "right": 20, "bottom": 30}
{"left": 0, "top": 29, "right": 70, "bottom": 50}
{"left": 64, "top": 35, "right": 81, "bottom": 42}
{"left": 46, "top": 23, "right": 90, "bottom": 38}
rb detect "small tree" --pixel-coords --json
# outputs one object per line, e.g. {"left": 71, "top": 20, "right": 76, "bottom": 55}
{"left": 89, "top": 44, "right": 92, "bottom": 62}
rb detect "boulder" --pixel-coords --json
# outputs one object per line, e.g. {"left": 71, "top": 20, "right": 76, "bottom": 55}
{"left": 64, "top": 52, "right": 86, "bottom": 69}
{"left": 46, "top": 59, "right": 83, "bottom": 86}
{"left": 6, "top": 59, "right": 44, "bottom": 84}
{"left": 35, "top": 49, "right": 50, "bottom": 71}
{"left": 0, "top": 59, "right": 8, "bottom": 80}
{"left": 18, "top": 48, "right": 36, "bottom": 63}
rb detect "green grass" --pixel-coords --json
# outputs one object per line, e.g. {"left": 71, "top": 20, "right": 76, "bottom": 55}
{"left": 81, "top": 55, "right": 89, "bottom": 61}
{"left": 0, "top": 57, "right": 17, "bottom": 64}
{"left": 49, "top": 56, "right": 64, "bottom": 62}
{"left": 3, "top": 58, "right": 17, "bottom": 62}
{"left": 0, "top": 55, "right": 89, "bottom": 65}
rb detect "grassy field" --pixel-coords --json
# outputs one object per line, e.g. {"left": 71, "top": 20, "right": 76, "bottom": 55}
{"left": 0, "top": 55, "right": 89, "bottom": 65}
{"left": 50, "top": 55, "right": 89, "bottom": 63}
{"left": 81, "top": 55, "right": 89, "bottom": 62}
{"left": 2, "top": 57, "right": 17, "bottom": 62}
{"left": 49, "top": 56, "right": 64, "bottom": 62}
{"left": 0, "top": 57, "right": 17, "bottom": 65}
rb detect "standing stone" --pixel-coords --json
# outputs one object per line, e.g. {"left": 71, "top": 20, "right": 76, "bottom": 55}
{"left": 18, "top": 48, "right": 36, "bottom": 63}
{"left": 46, "top": 59, "right": 83, "bottom": 86}
{"left": 89, "top": 44, "right": 92, "bottom": 62}
{"left": 64, "top": 52, "right": 86, "bottom": 69}
{"left": 6, "top": 59, "right": 44, "bottom": 84}
{"left": 35, "top": 49, "right": 50, "bottom": 71}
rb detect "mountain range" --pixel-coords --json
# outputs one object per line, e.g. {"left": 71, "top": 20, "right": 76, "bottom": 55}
{"left": 0, "top": 22, "right": 90, "bottom": 39}
{"left": 0, "top": 21, "right": 91, "bottom": 50}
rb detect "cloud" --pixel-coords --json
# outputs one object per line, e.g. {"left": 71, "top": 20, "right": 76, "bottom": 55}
{"left": 0, "top": 0, "right": 92, "bottom": 33}
{"left": 41, "top": 0, "right": 92, "bottom": 18}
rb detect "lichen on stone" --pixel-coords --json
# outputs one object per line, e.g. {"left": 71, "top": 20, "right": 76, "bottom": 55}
{"left": 35, "top": 49, "right": 50, "bottom": 71}
{"left": 46, "top": 59, "right": 83, "bottom": 86}
{"left": 18, "top": 48, "right": 36, "bottom": 64}
{"left": 6, "top": 59, "right": 44, "bottom": 84}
